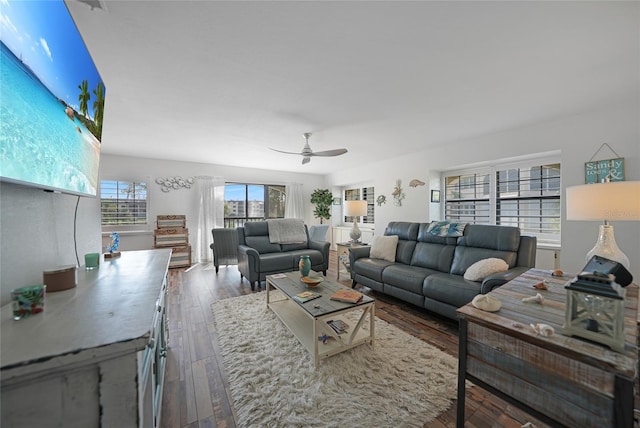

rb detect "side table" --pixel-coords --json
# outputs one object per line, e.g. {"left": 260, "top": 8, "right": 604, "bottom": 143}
{"left": 335, "top": 242, "right": 368, "bottom": 281}
{"left": 456, "top": 268, "right": 638, "bottom": 427}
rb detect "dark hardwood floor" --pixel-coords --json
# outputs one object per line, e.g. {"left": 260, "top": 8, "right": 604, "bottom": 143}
{"left": 160, "top": 252, "right": 548, "bottom": 428}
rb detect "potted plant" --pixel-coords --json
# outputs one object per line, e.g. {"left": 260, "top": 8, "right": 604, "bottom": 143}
{"left": 310, "top": 188, "right": 333, "bottom": 224}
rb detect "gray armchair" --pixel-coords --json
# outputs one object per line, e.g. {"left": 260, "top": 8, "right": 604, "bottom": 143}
{"left": 210, "top": 228, "right": 238, "bottom": 273}
{"left": 237, "top": 221, "right": 330, "bottom": 289}
{"left": 308, "top": 224, "right": 329, "bottom": 241}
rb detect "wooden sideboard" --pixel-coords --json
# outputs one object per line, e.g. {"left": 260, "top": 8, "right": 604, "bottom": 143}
{"left": 456, "top": 268, "right": 638, "bottom": 427}
{"left": 1, "top": 249, "right": 171, "bottom": 428}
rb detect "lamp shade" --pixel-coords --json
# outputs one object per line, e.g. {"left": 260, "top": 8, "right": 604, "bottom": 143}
{"left": 344, "top": 200, "right": 368, "bottom": 217}
{"left": 566, "top": 181, "right": 640, "bottom": 221}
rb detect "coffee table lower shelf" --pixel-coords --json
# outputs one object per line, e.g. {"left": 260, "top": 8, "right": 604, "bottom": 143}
{"left": 267, "top": 297, "right": 374, "bottom": 368}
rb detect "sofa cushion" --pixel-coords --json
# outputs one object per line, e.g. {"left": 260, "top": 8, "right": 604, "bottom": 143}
{"left": 410, "top": 242, "right": 455, "bottom": 271}
{"left": 244, "top": 236, "right": 282, "bottom": 254}
{"left": 450, "top": 224, "right": 520, "bottom": 275}
{"left": 385, "top": 222, "right": 419, "bottom": 241}
{"left": 352, "top": 258, "right": 395, "bottom": 283}
{"left": 426, "top": 220, "right": 467, "bottom": 237}
{"left": 463, "top": 258, "right": 509, "bottom": 282}
{"left": 417, "top": 223, "right": 458, "bottom": 245}
{"left": 423, "top": 273, "right": 483, "bottom": 308}
{"left": 450, "top": 247, "right": 517, "bottom": 276}
{"left": 383, "top": 264, "right": 438, "bottom": 295}
{"left": 370, "top": 235, "right": 399, "bottom": 262}
{"left": 281, "top": 242, "right": 309, "bottom": 252}
{"left": 258, "top": 252, "right": 294, "bottom": 272}
{"left": 457, "top": 224, "right": 520, "bottom": 252}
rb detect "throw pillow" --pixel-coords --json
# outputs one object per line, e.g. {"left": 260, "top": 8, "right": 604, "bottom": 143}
{"left": 427, "top": 221, "right": 467, "bottom": 237}
{"left": 370, "top": 235, "right": 399, "bottom": 262}
{"left": 463, "top": 258, "right": 509, "bottom": 282}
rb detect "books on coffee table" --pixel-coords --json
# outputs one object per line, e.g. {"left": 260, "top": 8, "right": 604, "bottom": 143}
{"left": 330, "top": 289, "right": 364, "bottom": 304}
{"left": 327, "top": 319, "right": 350, "bottom": 334}
{"left": 293, "top": 290, "right": 321, "bottom": 303}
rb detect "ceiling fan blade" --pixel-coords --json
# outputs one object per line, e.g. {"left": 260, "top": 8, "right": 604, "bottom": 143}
{"left": 302, "top": 156, "right": 311, "bottom": 165}
{"left": 309, "top": 148, "right": 348, "bottom": 157}
{"left": 270, "top": 148, "right": 302, "bottom": 155}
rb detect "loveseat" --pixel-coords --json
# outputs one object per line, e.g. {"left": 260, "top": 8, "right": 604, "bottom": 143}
{"left": 349, "top": 221, "right": 537, "bottom": 320}
{"left": 237, "top": 221, "right": 331, "bottom": 289}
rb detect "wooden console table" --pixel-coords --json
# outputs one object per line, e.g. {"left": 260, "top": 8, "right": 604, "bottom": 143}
{"left": 1, "top": 249, "right": 171, "bottom": 428}
{"left": 456, "top": 268, "right": 638, "bottom": 427}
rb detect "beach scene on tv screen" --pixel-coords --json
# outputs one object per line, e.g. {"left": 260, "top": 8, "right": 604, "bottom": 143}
{"left": 0, "top": 0, "right": 104, "bottom": 196}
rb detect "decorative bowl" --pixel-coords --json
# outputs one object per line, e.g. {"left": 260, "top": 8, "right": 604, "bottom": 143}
{"left": 301, "top": 276, "right": 324, "bottom": 287}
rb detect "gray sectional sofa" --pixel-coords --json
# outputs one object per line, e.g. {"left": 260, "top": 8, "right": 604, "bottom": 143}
{"left": 237, "top": 221, "right": 330, "bottom": 289}
{"left": 349, "top": 221, "right": 537, "bottom": 320}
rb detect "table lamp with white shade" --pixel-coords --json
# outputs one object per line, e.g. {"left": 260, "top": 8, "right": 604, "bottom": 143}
{"left": 565, "top": 181, "right": 640, "bottom": 269}
{"left": 344, "top": 200, "right": 368, "bottom": 243}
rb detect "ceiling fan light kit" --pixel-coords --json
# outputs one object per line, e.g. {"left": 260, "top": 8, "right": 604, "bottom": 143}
{"left": 270, "top": 133, "right": 348, "bottom": 164}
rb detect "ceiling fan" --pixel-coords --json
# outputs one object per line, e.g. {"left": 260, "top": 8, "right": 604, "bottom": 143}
{"left": 270, "top": 133, "right": 347, "bottom": 165}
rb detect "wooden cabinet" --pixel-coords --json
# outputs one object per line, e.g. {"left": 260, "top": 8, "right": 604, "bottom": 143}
{"left": 0, "top": 249, "right": 171, "bottom": 428}
{"left": 456, "top": 268, "right": 638, "bottom": 427}
{"left": 153, "top": 215, "right": 191, "bottom": 268}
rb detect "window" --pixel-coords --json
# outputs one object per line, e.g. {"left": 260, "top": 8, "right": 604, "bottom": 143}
{"left": 496, "top": 163, "right": 561, "bottom": 243}
{"left": 444, "top": 159, "right": 561, "bottom": 244}
{"left": 344, "top": 186, "right": 375, "bottom": 224}
{"left": 224, "top": 183, "right": 285, "bottom": 228}
{"left": 100, "top": 180, "right": 148, "bottom": 226}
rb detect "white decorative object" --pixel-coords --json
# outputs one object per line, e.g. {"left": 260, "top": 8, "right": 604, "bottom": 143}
{"left": 155, "top": 176, "right": 194, "bottom": 192}
{"left": 370, "top": 235, "right": 399, "bottom": 262}
{"left": 530, "top": 323, "right": 554, "bottom": 336}
{"left": 522, "top": 293, "right": 545, "bottom": 304}
{"left": 471, "top": 294, "right": 502, "bottom": 312}
{"left": 565, "top": 181, "right": 640, "bottom": 269}
{"left": 463, "top": 258, "right": 509, "bottom": 282}
{"left": 344, "top": 200, "right": 367, "bottom": 243}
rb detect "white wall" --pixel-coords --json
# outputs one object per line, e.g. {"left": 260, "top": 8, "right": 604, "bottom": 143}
{"left": 327, "top": 100, "right": 640, "bottom": 280}
{"left": 99, "top": 154, "right": 327, "bottom": 256}
{"left": 0, "top": 183, "right": 102, "bottom": 305}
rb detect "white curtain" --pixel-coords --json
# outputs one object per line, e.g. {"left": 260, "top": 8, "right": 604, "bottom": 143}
{"left": 195, "top": 176, "right": 225, "bottom": 263}
{"left": 284, "top": 182, "right": 304, "bottom": 219}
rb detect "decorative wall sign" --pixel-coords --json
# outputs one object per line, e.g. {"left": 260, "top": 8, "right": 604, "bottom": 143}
{"left": 332, "top": 197, "right": 341, "bottom": 205}
{"left": 391, "top": 179, "right": 405, "bottom": 206}
{"left": 430, "top": 190, "right": 441, "bottom": 203}
{"left": 584, "top": 158, "right": 625, "bottom": 184}
{"left": 156, "top": 176, "right": 194, "bottom": 192}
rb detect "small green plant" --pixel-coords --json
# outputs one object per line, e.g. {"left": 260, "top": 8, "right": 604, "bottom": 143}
{"left": 310, "top": 188, "right": 333, "bottom": 224}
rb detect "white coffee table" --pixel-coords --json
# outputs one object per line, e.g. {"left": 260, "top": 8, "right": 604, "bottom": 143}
{"left": 266, "top": 271, "right": 375, "bottom": 368}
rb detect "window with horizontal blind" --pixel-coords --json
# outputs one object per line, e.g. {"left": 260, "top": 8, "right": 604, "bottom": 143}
{"left": 344, "top": 186, "right": 375, "bottom": 224}
{"left": 443, "top": 159, "right": 561, "bottom": 244}
{"left": 496, "top": 163, "right": 561, "bottom": 242}
{"left": 100, "top": 180, "right": 148, "bottom": 226}
{"left": 445, "top": 172, "right": 491, "bottom": 223}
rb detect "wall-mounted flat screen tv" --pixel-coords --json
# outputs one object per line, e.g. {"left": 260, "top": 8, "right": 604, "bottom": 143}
{"left": 0, "top": 0, "right": 104, "bottom": 197}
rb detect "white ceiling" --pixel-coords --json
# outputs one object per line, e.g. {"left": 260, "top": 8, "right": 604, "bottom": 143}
{"left": 66, "top": 0, "right": 639, "bottom": 175}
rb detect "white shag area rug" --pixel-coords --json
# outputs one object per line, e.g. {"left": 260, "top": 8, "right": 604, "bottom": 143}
{"left": 212, "top": 292, "right": 460, "bottom": 428}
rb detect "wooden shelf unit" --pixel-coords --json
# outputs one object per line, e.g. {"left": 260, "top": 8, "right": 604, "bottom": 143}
{"left": 153, "top": 215, "right": 191, "bottom": 268}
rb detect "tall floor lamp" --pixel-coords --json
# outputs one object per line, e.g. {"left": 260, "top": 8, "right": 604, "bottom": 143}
{"left": 565, "top": 181, "right": 640, "bottom": 269}
{"left": 344, "top": 200, "right": 368, "bottom": 243}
